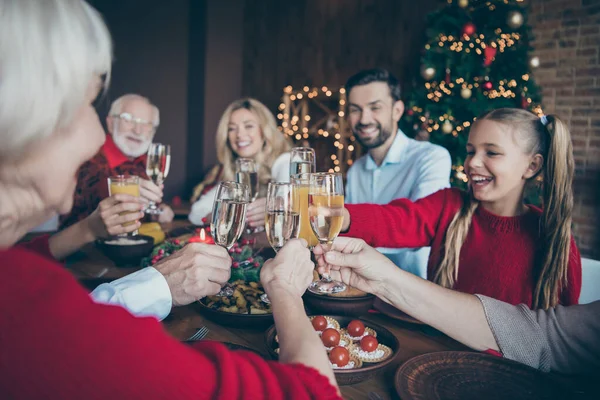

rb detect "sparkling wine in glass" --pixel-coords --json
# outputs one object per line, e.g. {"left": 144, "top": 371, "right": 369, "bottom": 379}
{"left": 307, "top": 172, "right": 346, "bottom": 295}
{"left": 262, "top": 182, "right": 299, "bottom": 304}
{"left": 107, "top": 175, "right": 141, "bottom": 236}
{"left": 145, "top": 143, "right": 171, "bottom": 214}
{"left": 289, "top": 147, "right": 316, "bottom": 177}
{"left": 210, "top": 181, "right": 250, "bottom": 296}
{"left": 235, "top": 158, "right": 259, "bottom": 202}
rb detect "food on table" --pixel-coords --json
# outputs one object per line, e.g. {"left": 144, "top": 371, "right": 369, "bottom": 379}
{"left": 138, "top": 222, "right": 165, "bottom": 244}
{"left": 328, "top": 346, "right": 350, "bottom": 367}
{"left": 350, "top": 336, "right": 393, "bottom": 363}
{"left": 309, "top": 315, "right": 340, "bottom": 331}
{"left": 346, "top": 320, "right": 365, "bottom": 337}
{"left": 320, "top": 328, "right": 341, "bottom": 348}
{"left": 360, "top": 335, "right": 378, "bottom": 352}
{"left": 311, "top": 316, "right": 328, "bottom": 332}
{"left": 201, "top": 280, "right": 272, "bottom": 315}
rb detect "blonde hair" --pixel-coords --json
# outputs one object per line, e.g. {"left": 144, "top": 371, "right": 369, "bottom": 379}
{"left": 216, "top": 98, "right": 291, "bottom": 192}
{"left": 0, "top": 0, "right": 112, "bottom": 159}
{"left": 434, "top": 108, "right": 574, "bottom": 309}
{"left": 109, "top": 94, "right": 160, "bottom": 127}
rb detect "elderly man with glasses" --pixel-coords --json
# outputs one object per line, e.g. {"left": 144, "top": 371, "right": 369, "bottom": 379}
{"left": 60, "top": 94, "right": 174, "bottom": 229}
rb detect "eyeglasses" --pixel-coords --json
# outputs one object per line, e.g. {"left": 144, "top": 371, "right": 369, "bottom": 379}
{"left": 112, "top": 112, "right": 157, "bottom": 134}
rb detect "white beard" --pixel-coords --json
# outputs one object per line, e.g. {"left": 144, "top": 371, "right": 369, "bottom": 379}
{"left": 112, "top": 130, "right": 152, "bottom": 158}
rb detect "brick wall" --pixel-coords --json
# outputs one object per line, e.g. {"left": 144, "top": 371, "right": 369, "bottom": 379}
{"left": 529, "top": 0, "right": 600, "bottom": 259}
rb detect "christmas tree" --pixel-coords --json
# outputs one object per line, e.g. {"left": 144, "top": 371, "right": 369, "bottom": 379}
{"left": 400, "top": 0, "right": 543, "bottom": 189}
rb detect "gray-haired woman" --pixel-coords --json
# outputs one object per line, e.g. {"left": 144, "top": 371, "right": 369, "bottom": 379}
{"left": 0, "top": 1, "right": 339, "bottom": 398}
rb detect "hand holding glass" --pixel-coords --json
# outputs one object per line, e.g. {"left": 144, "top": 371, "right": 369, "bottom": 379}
{"left": 107, "top": 175, "right": 141, "bottom": 236}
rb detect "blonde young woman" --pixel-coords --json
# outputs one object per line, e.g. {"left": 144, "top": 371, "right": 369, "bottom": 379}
{"left": 189, "top": 98, "right": 292, "bottom": 227}
{"left": 0, "top": 1, "right": 341, "bottom": 398}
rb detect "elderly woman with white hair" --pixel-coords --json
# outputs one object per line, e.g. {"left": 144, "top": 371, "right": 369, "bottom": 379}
{"left": 0, "top": 1, "right": 340, "bottom": 399}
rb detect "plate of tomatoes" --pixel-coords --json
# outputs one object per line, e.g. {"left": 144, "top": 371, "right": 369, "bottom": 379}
{"left": 264, "top": 315, "right": 400, "bottom": 385}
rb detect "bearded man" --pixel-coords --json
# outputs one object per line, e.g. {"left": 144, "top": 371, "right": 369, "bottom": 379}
{"left": 344, "top": 69, "right": 451, "bottom": 278}
{"left": 60, "top": 94, "right": 173, "bottom": 228}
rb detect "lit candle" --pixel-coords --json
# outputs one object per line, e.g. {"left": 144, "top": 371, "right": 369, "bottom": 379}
{"left": 189, "top": 228, "right": 214, "bottom": 244}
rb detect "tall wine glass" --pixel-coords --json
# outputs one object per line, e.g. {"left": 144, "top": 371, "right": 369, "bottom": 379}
{"left": 211, "top": 181, "right": 251, "bottom": 296}
{"left": 262, "top": 182, "right": 299, "bottom": 303}
{"left": 107, "top": 175, "right": 141, "bottom": 236}
{"left": 291, "top": 173, "right": 319, "bottom": 248}
{"left": 235, "top": 158, "right": 259, "bottom": 202}
{"left": 265, "top": 182, "right": 299, "bottom": 252}
{"left": 289, "top": 147, "right": 316, "bottom": 177}
{"left": 307, "top": 172, "right": 346, "bottom": 295}
{"left": 145, "top": 143, "right": 171, "bottom": 214}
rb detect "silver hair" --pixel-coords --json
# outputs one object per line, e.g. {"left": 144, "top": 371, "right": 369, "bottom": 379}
{"left": 0, "top": 0, "right": 112, "bottom": 158}
{"left": 108, "top": 94, "right": 160, "bottom": 127}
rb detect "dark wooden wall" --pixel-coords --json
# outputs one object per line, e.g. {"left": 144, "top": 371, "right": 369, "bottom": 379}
{"left": 242, "top": 0, "right": 443, "bottom": 110}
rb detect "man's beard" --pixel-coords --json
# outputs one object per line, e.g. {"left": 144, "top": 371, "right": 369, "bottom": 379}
{"left": 352, "top": 121, "right": 394, "bottom": 149}
{"left": 112, "top": 130, "right": 152, "bottom": 158}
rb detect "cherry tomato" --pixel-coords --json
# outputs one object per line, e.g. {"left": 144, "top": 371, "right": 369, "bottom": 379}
{"left": 329, "top": 346, "right": 349, "bottom": 367}
{"left": 321, "top": 328, "right": 341, "bottom": 347}
{"left": 360, "top": 335, "right": 379, "bottom": 352}
{"left": 311, "top": 316, "right": 328, "bottom": 332}
{"left": 347, "top": 320, "right": 365, "bottom": 337}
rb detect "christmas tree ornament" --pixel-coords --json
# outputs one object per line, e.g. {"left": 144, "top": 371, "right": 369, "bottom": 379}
{"left": 421, "top": 65, "right": 436, "bottom": 80}
{"left": 407, "top": 109, "right": 414, "bottom": 116}
{"left": 445, "top": 68, "right": 451, "bottom": 84}
{"left": 507, "top": 11, "right": 524, "bottom": 29}
{"left": 521, "top": 94, "right": 528, "bottom": 109}
{"left": 442, "top": 120, "right": 453, "bottom": 134}
{"left": 462, "top": 22, "right": 476, "bottom": 36}
{"left": 458, "top": 0, "right": 469, "bottom": 8}
{"left": 529, "top": 56, "right": 540, "bottom": 68}
{"left": 460, "top": 87, "right": 472, "bottom": 99}
{"left": 483, "top": 46, "right": 497, "bottom": 66}
{"left": 483, "top": 81, "right": 493, "bottom": 90}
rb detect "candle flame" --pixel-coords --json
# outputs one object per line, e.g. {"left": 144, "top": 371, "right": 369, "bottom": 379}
{"left": 200, "top": 228, "right": 206, "bottom": 240}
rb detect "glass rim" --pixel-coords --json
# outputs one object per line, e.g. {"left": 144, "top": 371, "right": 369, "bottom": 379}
{"left": 108, "top": 175, "right": 139, "bottom": 183}
{"left": 310, "top": 172, "right": 342, "bottom": 178}
{"left": 290, "top": 146, "right": 315, "bottom": 153}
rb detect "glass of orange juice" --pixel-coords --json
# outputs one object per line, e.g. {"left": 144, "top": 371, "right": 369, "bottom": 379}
{"left": 291, "top": 173, "right": 319, "bottom": 249}
{"left": 107, "top": 175, "right": 141, "bottom": 236}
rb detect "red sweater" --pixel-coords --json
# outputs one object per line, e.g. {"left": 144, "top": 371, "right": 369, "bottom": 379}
{"left": 345, "top": 188, "right": 581, "bottom": 308}
{"left": 0, "top": 239, "right": 340, "bottom": 400}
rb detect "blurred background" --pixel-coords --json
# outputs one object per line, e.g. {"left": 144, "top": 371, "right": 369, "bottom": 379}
{"left": 89, "top": 0, "right": 600, "bottom": 259}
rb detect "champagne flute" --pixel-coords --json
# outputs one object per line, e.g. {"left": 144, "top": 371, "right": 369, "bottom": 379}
{"left": 145, "top": 143, "right": 171, "bottom": 214}
{"left": 291, "top": 173, "right": 319, "bottom": 248}
{"left": 289, "top": 147, "right": 316, "bottom": 177}
{"left": 262, "top": 182, "right": 299, "bottom": 303}
{"left": 107, "top": 175, "right": 141, "bottom": 236}
{"left": 211, "top": 181, "right": 251, "bottom": 296}
{"left": 235, "top": 158, "right": 259, "bottom": 202}
{"left": 307, "top": 172, "right": 346, "bottom": 295}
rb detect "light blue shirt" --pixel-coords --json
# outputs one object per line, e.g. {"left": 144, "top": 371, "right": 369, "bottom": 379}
{"left": 346, "top": 129, "right": 452, "bottom": 278}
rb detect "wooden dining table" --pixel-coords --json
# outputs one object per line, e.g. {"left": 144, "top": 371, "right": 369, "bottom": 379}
{"left": 63, "top": 220, "right": 470, "bottom": 400}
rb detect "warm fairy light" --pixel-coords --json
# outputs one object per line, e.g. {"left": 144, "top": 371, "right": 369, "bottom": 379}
{"left": 295, "top": 134, "right": 301, "bottom": 140}
{"left": 348, "top": 145, "right": 354, "bottom": 151}
{"left": 296, "top": 93, "right": 303, "bottom": 99}
{"left": 304, "top": 115, "right": 311, "bottom": 121}
{"left": 321, "top": 86, "right": 328, "bottom": 92}
{"left": 331, "top": 154, "right": 337, "bottom": 160}
{"left": 290, "top": 95, "right": 296, "bottom": 101}
{"left": 303, "top": 86, "right": 309, "bottom": 92}
{"left": 339, "top": 88, "right": 346, "bottom": 94}
{"left": 334, "top": 133, "right": 341, "bottom": 139}
{"left": 326, "top": 90, "right": 332, "bottom": 96}
{"left": 277, "top": 113, "right": 283, "bottom": 119}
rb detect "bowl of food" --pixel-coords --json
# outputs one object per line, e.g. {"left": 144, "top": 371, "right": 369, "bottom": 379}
{"left": 195, "top": 280, "right": 274, "bottom": 329}
{"left": 302, "top": 280, "right": 375, "bottom": 317}
{"left": 96, "top": 235, "right": 154, "bottom": 267}
{"left": 265, "top": 315, "right": 399, "bottom": 385}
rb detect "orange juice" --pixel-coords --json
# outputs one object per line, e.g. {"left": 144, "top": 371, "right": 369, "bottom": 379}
{"left": 108, "top": 176, "right": 140, "bottom": 227}
{"left": 293, "top": 184, "right": 320, "bottom": 248}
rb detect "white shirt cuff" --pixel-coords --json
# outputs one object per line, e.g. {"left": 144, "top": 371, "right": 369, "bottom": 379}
{"left": 90, "top": 267, "right": 172, "bottom": 321}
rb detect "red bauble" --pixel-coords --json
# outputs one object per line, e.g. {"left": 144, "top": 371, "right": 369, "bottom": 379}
{"left": 407, "top": 109, "right": 414, "bottom": 116}
{"left": 521, "top": 95, "right": 528, "bottom": 109}
{"left": 321, "top": 328, "right": 341, "bottom": 347}
{"left": 311, "top": 316, "right": 328, "bottom": 332}
{"left": 462, "top": 22, "right": 476, "bottom": 36}
{"left": 329, "top": 346, "right": 350, "bottom": 367}
{"left": 171, "top": 195, "right": 182, "bottom": 206}
{"left": 360, "top": 335, "right": 379, "bottom": 352}
{"left": 483, "top": 47, "right": 497, "bottom": 66}
{"left": 347, "top": 320, "right": 366, "bottom": 337}
{"left": 483, "top": 81, "right": 493, "bottom": 90}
